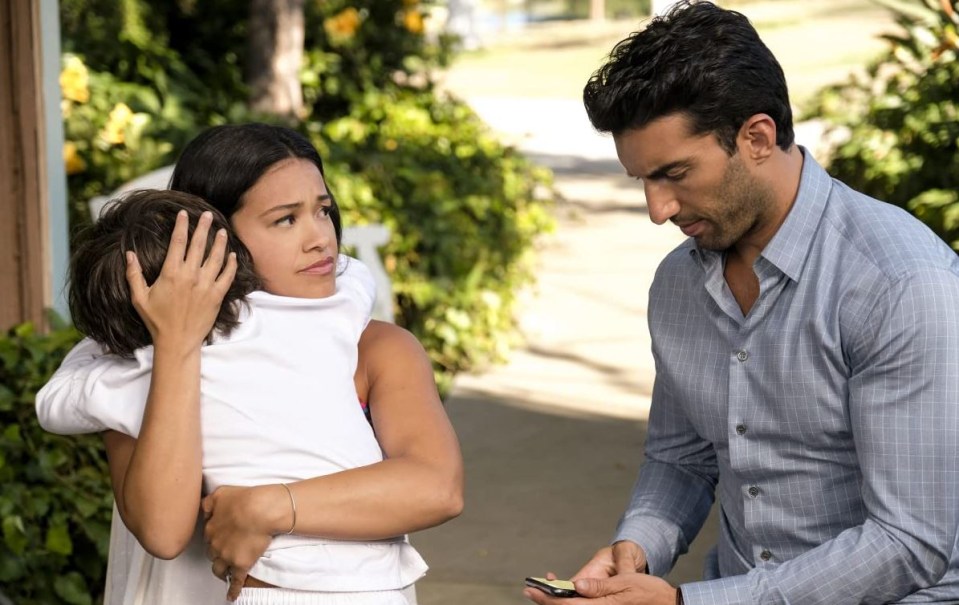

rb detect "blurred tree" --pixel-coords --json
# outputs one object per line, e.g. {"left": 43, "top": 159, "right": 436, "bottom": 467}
{"left": 248, "top": 0, "right": 305, "bottom": 118}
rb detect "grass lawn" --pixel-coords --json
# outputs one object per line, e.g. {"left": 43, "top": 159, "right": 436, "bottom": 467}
{"left": 441, "top": 0, "right": 896, "bottom": 109}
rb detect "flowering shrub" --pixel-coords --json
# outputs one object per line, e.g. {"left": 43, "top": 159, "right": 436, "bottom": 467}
{"left": 59, "top": 53, "right": 196, "bottom": 226}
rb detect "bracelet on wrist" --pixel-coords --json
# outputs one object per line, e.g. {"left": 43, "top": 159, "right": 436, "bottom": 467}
{"left": 279, "top": 483, "right": 297, "bottom": 535}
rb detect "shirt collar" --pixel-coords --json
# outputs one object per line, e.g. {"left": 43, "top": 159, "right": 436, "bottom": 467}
{"left": 688, "top": 147, "right": 832, "bottom": 282}
{"left": 759, "top": 148, "right": 832, "bottom": 283}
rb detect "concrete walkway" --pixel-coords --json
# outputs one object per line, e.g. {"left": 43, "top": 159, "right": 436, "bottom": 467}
{"left": 410, "top": 96, "right": 709, "bottom": 605}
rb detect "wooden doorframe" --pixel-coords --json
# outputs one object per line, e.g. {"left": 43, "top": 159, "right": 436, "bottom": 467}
{"left": 0, "top": 0, "right": 69, "bottom": 332}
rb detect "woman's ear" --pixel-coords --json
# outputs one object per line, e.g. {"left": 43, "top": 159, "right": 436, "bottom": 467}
{"left": 737, "top": 113, "right": 778, "bottom": 164}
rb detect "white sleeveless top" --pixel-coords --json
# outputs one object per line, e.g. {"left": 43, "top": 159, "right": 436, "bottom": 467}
{"left": 36, "top": 257, "right": 427, "bottom": 594}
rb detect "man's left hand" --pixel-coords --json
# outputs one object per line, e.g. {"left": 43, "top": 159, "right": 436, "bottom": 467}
{"left": 524, "top": 572, "right": 678, "bottom": 605}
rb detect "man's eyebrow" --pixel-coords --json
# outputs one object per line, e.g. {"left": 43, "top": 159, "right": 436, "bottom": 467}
{"left": 644, "top": 160, "right": 691, "bottom": 181}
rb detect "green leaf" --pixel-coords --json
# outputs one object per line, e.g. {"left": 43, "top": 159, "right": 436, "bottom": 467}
{"left": 46, "top": 522, "right": 74, "bottom": 555}
{"left": 2, "top": 515, "right": 27, "bottom": 555}
{"left": 55, "top": 571, "right": 93, "bottom": 605}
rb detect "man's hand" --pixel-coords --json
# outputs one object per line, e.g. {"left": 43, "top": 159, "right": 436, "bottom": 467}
{"left": 572, "top": 541, "right": 649, "bottom": 581}
{"left": 524, "top": 573, "right": 678, "bottom": 605}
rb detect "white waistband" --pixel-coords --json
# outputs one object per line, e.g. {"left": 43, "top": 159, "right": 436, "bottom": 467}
{"left": 233, "top": 587, "right": 410, "bottom": 605}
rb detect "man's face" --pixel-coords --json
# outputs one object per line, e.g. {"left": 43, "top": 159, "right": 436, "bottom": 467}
{"left": 613, "top": 114, "right": 774, "bottom": 251}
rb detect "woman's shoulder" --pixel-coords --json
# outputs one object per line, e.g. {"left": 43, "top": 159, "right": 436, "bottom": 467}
{"left": 355, "top": 321, "right": 432, "bottom": 402}
{"left": 358, "top": 320, "right": 425, "bottom": 358}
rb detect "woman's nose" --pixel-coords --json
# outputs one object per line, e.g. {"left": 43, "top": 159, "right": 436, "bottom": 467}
{"left": 303, "top": 217, "right": 332, "bottom": 251}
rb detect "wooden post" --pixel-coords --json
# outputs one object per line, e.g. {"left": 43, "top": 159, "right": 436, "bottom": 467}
{"left": 0, "top": 0, "right": 51, "bottom": 330}
{"left": 590, "top": 0, "right": 605, "bottom": 21}
{"left": 651, "top": 0, "right": 681, "bottom": 15}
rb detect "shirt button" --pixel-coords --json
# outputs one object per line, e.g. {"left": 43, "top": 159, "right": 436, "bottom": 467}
{"left": 736, "top": 424, "right": 747, "bottom": 435}
{"left": 736, "top": 350, "right": 749, "bottom": 362}
{"left": 760, "top": 549, "right": 772, "bottom": 561}
{"left": 748, "top": 486, "right": 760, "bottom": 498}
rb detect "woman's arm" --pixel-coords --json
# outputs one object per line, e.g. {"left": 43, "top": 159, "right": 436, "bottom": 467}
{"left": 115, "top": 211, "right": 236, "bottom": 559}
{"left": 294, "top": 320, "right": 465, "bottom": 536}
{"left": 203, "top": 320, "right": 464, "bottom": 570}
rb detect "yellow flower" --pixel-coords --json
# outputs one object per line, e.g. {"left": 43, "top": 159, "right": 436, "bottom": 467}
{"left": 324, "top": 8, "right": 361, "bottom": 41}
{"left": 384, "top": 138, "right": 398, "bottom": 151}
{"left": 60, "top": 55, "right": 89, "bottom": 103}
{"left": 63, "top": 141, "right": 86, "bottom": 175}
{"left": 402, "top": 9, "right": 424, "bottom": 35}
{"left": 100, "top": 102, "right": 134, "bottom": 146}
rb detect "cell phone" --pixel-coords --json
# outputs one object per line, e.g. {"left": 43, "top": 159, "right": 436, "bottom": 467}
{"left": 525, "top": 577, "right": 579, "bottom": 598}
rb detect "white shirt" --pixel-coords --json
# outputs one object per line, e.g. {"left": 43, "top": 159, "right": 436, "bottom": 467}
{"left": 36, "top": 257, "right": 427, "bottom": 593}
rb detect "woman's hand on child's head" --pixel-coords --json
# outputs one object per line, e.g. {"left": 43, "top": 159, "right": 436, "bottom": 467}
{"left": 125, "top": 210, "right": 237, "bottom": 353}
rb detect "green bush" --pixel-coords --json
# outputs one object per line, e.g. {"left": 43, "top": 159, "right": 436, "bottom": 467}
{"left": 807, "top": 0, "right": 959, "bottom": 251}
{"left": 0, "top": 319, "right": 111, "bottom": 605}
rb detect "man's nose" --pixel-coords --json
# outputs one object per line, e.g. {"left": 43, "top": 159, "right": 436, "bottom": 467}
{"left": 644, "top": 181, "right": 680, "bottom": 225}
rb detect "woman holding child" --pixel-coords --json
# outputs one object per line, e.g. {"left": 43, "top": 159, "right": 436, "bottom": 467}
{"left": 36, "top": 123, "right": 464, "bottom": 604}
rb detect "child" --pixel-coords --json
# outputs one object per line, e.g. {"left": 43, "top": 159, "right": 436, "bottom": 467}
{"left": 38, "top": 189, "right": 425, "bottom": 604}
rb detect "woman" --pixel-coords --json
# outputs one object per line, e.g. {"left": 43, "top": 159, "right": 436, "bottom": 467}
{"left": 37, "top": 123, "right": 464, "bottom": 603}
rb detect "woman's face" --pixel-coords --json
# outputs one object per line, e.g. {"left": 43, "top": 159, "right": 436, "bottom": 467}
{"left": 230, "top": 158, "right": 338, "bottom": 299}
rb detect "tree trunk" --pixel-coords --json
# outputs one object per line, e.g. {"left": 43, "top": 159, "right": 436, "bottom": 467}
{"left": 246, "top": 0, "right": 304, "bottom": 119}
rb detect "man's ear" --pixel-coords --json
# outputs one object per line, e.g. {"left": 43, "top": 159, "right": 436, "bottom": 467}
{"left": 737, "top": 114, "right": 777, "bottom": 164}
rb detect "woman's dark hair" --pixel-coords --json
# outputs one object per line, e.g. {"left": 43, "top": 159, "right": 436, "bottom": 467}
{"left": 68, "top": 189, "right": 261, "bottom": 357}
{"left": 583, "top": 0, "right": 794, "bottom": 153}
{"left": 169, "top": 123, "right": 342, "bottom": 244}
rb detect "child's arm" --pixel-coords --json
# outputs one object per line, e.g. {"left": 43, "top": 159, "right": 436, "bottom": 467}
{"left": 113, "top": 210, "right": 237, "bottom": 559}
{"left": 35, "top": 337, "right": 128, "bottom": 435}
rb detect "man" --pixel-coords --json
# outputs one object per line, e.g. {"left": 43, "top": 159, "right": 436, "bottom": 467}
{"left": 524, "top": 2, "right": 959, "bottom": 604}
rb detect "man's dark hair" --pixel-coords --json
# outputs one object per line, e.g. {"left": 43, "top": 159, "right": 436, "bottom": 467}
{"left": 170, "top": 123, "right": 343, "bottom": 245}
{"left": 583, "top": 0, "right": 794, "bottom": 153}
{"left": 68, "top": 189, "right": 261, "bottom": 357}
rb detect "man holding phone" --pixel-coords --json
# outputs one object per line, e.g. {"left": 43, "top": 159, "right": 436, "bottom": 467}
{"left": 524, "top": 2, "right": 959, "bottom": 604}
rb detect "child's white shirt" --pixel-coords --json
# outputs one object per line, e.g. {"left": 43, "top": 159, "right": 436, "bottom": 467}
{"left": 36, "top": 256, "right": 427, "bottom": 592}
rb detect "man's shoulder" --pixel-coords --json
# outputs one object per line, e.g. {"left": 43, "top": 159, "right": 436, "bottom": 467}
{"left": 821, "top": 179, "right": 957, "bottom": 281}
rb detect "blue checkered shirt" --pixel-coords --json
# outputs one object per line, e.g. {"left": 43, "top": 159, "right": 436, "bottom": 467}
{"left": 615, "top": 152, "right": 959, "bottom": 604}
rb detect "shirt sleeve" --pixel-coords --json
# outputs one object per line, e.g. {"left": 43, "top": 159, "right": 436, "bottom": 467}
{"left": 614, "top": 355, "right": 719, "bottom": 577}
{"left": 35, "top": 336, "right": 152, "bottom": 438}
{"left": 337, "top": 255, "right": 376, "bottom": 330}
{"left": 681, "top": 267, "right": 959, "bottom": 605}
